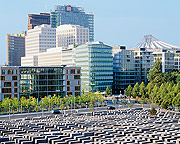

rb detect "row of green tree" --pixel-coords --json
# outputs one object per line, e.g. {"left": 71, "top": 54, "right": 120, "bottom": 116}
{"left": 0, "top": 92, "right": 104, "bottom": 114}
{"left": 125, "top": 58, "right": 180, "bottom": 109}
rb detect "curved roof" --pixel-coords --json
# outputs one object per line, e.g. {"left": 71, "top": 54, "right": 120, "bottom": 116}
{"left": 136, "top": 35, "right": 180, "bottom": 50}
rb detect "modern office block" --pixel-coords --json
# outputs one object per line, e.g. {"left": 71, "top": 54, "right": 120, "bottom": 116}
{"left": 21, "top": 24, "right": 56, "bottom": 66}
{"left": 113, "top": 46, "right": 136, "bottom": 94}
{"left": 6, "top": 33, "right": 26, "bottom": 66}
{"left": 28, "top": 13, "right": 50, "bottom": 30}
{"left": 75, "top": 42, "right": 113, "bottom": 92}
{"left": 25, "top": 24, "right": 56, "bottom": 57}
{"left": 56, "top": 24, "right": 89, "bottom": 48}
{"left": 50, "top": 5, "right": 94, "bottom": 41}
{"left": 0, "top": 66, "right": 81, "bottom": 101}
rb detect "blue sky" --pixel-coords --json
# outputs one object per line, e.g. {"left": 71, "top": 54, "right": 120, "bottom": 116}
{"left": 0, "top": 0, "right": 180, "bottom": 65}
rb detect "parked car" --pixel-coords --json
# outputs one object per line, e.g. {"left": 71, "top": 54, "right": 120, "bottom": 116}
{"left": 107, "top": 106, "right": 115, "bottom": 110}
{"left": 52, "top": 110, "right": 61, "bottom": 114}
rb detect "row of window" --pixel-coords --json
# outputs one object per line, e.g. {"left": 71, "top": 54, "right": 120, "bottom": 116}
{"left": 67, "top": 86, "right": 80, "bottom": 91}
{"left": 1, "top": 70, "right": 18, "bottom": 75}
{"left": 1, "top": 76, "right": 18, "bottom": 81}
{"left": 2, "top": 88, "right": 18, "bottom": 93}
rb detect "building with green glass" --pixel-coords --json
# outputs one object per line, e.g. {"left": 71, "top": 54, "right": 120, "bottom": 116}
{"left": 75, "top": 42, "right": 113, "bottom": 92}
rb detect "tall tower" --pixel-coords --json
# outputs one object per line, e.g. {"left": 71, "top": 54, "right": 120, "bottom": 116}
{"left": 50, "top": 5, "right": 94, "bottom": 42}
{"left": 6, "top": 32, "right": 26, "bottom": 66}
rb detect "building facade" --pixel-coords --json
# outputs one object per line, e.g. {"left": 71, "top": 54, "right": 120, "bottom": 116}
{"left": 0, "top": 66, "right": 19, "bottom": 101}
{"left": 0, "top": 66, "right": 81, "bottom": 101}
{"left": 6, "top": 33, "right": 26, "bottom": 66}
{"left": 56, "top": 24, "right": 89, "bottom": 48}
{"left": 133, "top": 48, "right": 154, "bottom": 84}
{"left": 75, "top": 42, "right": 113, "bottom": 92}
{"left": 25, "top": 24, "right": 56, "bottom": 57}
{"left": 50, "top": 5, "right": 94, "bottom": 41}
{"left": 21, "top": 24, "right": 56, "bottom": 66}
{"left": 28, "top": 13, "right": 50, "bottom": 30}
{"left": 174, "top": 51, "right": 180, "bottom": 70}
{"left": 153, "top": 50, "right": 174, "bottom": 73}
{"left": 113, "top": 46, "right": 136, "bottom": 94}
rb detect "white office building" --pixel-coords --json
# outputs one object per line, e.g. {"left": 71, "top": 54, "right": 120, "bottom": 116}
{"left": 25, "top": 24, "right": 56, "bottom": 56}
{"left": 56, "top": 24, "right": 89, "bottom": 48}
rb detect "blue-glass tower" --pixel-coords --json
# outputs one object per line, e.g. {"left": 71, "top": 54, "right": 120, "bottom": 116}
{"left": 50, "top": 5, "right": 94, "bottom": 42}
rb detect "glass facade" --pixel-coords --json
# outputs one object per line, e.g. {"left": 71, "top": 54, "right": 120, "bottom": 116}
{"left": 19, "top": 67, "right": 65, "bottom": 99}
{"left": 113, "top": 49, "right": 136, "bottom": 94}
{"left": 6, "top": 34, "right": 25, "bottom": 66}
{"left": 50, "top": 5, "right": 94, "bottom": 41}
{"left": 75, "top": 42, "right": 113, "bottom": 92}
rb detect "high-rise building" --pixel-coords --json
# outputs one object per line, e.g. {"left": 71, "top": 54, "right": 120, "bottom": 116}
{"left": 75, "top": 42, "right": 113, "bottom": 92}
{"left": 6, "top": 33, "right": 26, "bottom": 66}
{"left": 50, "top": 5, "right": 94, "bottom": 41}
{"left": 56, "top": 24, "right": 89, "bottom": 48}
{"left": 25, "top": 24, "right": 56, "bottom": 56}
{"left": 0, "top": 66, "right": 81, "bottom": 101}
{"left": 28, "top": 13, "right": 50, "bottom": 30}
{"left": 21, "top": 24, "right": 56, "bottom": 66}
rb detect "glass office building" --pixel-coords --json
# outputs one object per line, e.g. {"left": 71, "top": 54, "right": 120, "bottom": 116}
{"left": 113, "top": 46, "right": 136, "bottom": 94}
{"left": 50, "top": 5, "right": 94, "bottom": 41}
{"left": 19, "top": 66, "right": 65, "bottom": 99}
{"left": 75, "top": 42, "right": 113, "bottom": 92}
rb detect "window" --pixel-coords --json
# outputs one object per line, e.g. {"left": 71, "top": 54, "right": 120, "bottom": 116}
{"left": 14, "top": 82, "right": 17, "bottom": 87}
{"left": 67, "top": 81, "right": 70, "bottom": 85}
{"left": 4, "top": 95, "right": 11, "bottom": 99}
{"left": 67, "top": 92, "right": 72, "bottom": 96}
{"left": 74, "top": 75, "right": 80, "bottom": 79}
{"left": 12, "top": 76, "right": 17, "bottom": 80}
{"left": 8, "top": 70, "right": 13, "bottom": 74}
{"left": 2, "top": 70, "right": 5, "bottom": 74}
{"left": 75, "top": 86, "right": 80, "bottom": 91}
{"left": 77, "top": 69, "right": 80, "bottom": 74}
{"left": 14, "top": 88, "right": 18, "bottom": 93}
{"left": 2, "top": 88, "right": 11, "bottom": 93}
{"left": 67, "top": 87, "right": 70, "bottom": 91}
{"left": 70, "top": 69, "right": 75, "bottom": 74}
{"left": 4, "top": 82, "right": 11, "bottom": 87}
{"left": 1, "top": 76, "right": 5, "bottom": 80}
